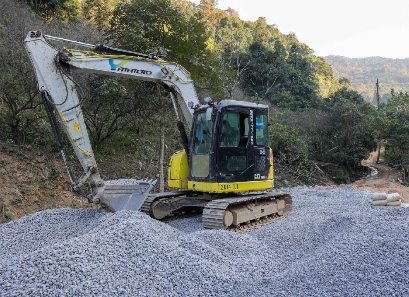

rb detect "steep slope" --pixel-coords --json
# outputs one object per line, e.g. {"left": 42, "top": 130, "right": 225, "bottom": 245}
{"left": 0, "top": 143, "right": 96, "bottom": 223}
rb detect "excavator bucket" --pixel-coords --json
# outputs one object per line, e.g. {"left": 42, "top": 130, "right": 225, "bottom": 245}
{"left": 101, "top": 179, "right": 157, "bottom": 212}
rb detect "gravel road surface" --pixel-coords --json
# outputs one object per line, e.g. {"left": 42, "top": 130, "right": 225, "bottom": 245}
{"left": 1, "top": 186, "right": 408, "bottom": 296}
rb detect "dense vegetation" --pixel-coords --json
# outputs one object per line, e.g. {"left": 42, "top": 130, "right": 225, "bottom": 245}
{"left": 1, "top": 0, "right": 407, "bottom": 187}
{"left": 325, "top": 55, "right": 409, "bottom": 103}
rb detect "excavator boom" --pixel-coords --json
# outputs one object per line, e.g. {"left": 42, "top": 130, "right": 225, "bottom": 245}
{"left": 24, "top": 31, "right": 199, "bottom": 211}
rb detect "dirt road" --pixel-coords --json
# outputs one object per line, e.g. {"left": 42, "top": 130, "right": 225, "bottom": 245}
{"left": 353, "top": 150, "right": 409, "bottom": 203}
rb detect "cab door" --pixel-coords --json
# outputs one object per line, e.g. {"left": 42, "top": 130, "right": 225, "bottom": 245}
{"left": 216, "top": 108, "right": 253, "bottom": 183}
{"left": 252, "top": 110, "right": 270, "bottom": 181}
{"left": 189, "top": 110, "right": 213, "bottom": 182}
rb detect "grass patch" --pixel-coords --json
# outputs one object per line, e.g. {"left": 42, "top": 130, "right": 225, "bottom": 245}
{"left": 11, "top": 195, "right": 24, "bottom": 205}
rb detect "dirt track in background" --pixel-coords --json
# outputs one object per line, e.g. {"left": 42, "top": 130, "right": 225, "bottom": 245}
{"left": 352, "top": 150, "right": 409, "bottom": 203}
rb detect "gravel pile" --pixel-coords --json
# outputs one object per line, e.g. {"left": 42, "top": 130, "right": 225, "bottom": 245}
{"left": 1, "top": 186, "right": 409, "bottom": 296}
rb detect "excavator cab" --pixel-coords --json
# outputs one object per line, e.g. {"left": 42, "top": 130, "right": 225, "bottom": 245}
{"left": 169, "top": 100, "right": 274, "bottom": 194}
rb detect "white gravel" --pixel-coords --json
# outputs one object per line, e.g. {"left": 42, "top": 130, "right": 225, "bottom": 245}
{"left": 1, "top": 186, "right": 409, "bottom": 296}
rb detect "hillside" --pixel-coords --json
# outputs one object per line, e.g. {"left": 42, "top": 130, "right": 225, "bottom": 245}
{"left": 324, "top": 55, "right": 409, "bottom": 102}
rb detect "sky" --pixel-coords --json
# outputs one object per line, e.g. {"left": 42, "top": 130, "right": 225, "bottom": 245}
{"left": 190, "top": 0, "right": 409, "bottom": 59}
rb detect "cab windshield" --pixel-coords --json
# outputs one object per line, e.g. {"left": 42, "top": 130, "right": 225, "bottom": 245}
{"left": 191, "top": 110, "right": 213, "bottom": 178}
{"left": 193, "top": 112, "right": 213, "bottom": 154}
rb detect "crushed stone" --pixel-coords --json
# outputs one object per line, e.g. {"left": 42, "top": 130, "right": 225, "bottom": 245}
{"left": 1, "top": 186, "right": 409, "bottom": 296}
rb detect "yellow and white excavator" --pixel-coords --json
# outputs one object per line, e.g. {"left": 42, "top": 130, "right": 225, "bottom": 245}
{"left": 25, "top": 31, "right": 291, "bottom": 231}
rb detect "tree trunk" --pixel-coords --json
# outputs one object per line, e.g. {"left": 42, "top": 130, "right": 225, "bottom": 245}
{"left": 376, "top": 143, "right": 382, "bottom": 164}
{"left": 10, "top": 123, "right": 21, "bottom": 144}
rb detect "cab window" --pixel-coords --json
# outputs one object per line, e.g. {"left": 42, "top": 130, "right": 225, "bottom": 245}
{"left": 255, "top": 113, "right": 268, "bottom": 146}
{"left": 220, "top": 112, "right": 249, "bottom": 147}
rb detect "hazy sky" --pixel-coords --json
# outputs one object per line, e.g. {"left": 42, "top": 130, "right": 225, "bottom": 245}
{"left": 191, "top": 0, "right": 409, "bottom": 59}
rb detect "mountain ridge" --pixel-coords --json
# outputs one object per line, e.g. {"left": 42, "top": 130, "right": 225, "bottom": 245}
{"left": 324, "top": 55, "right": 409, "bottom": 102}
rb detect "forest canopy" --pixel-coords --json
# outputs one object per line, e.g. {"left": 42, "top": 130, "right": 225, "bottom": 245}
{"left": 1, "top": 0, "right": 406, "bottom": 186}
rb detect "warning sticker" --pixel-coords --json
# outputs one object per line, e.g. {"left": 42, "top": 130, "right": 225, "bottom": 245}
{"left": 256, "top": 118, "right": 263, "bottom": 130}
{"left": 73, "top": 122, "right": 81, "bottom": 132}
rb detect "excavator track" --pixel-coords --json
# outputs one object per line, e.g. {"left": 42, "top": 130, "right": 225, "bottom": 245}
{"left": 140, "top": 191, "right": 192, "bottom": 216}
{"left": 141, "top": 190, "right": 292, "bottom": 232}
{"left": 202, "top": 192, "right": 292, "bottom": 232}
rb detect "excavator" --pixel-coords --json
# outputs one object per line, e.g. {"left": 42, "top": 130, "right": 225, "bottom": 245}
{"left": 24, "top": 31, "right": 291, "bottom": 231}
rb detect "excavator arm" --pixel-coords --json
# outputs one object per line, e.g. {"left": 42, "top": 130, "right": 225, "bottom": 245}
{"left": 24, "top": 31, "right": 200, "bottom": 211}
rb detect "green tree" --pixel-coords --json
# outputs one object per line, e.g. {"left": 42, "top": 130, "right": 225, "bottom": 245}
{"left": 329, "top": 100, "right": 376, "bottom": 166}
{"left": 82, "top": 0, "right": 120, "bottom": 30}
{"left": 313, "top": 89, "right": 376, "bottom": 166}
{"left": 82, "top": 76, "right": 148, "bottom": 146}
{"left": 249, "top": 17, "right": 280, "bottom": 45}
{"left": 324, "top": 87, "right": 366, "bottom": 110}
{"left": 24, "top": 0, "right": 80, "bottom": 22}
{"left": 286, "top": 43, "right": 319, "bottom": 109}
{"left": 338, "top": 77, "right": 353, "bottom": 89}
{"left": 239, "top": 41, "right": 320, "bottom": 110}
{"left": 239, "top": 42, "right": 289, "bottom": 103}
{"left": 269, "top": 113, "right": 309, "bottom": 165}
{"left": 107, "top": 0, "right": 225, "bottom": 97}
{"left": 0, "top": 6, "right": 43, "bottom": 144}
{"left": 383, "top": 91, "right": 409, "bottom": 166}
{"left": 215, "top": 16, "right": 252, "bottom": 96}
{"left": 315, "top": 57, "right": 341, "bottom": 98}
